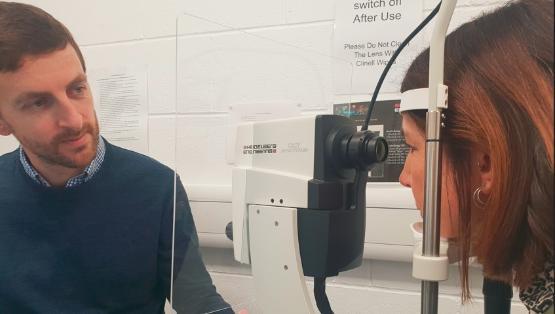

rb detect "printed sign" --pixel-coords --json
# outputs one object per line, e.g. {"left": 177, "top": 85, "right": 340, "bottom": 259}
{"left": 334, "top": 0, "right": 424, "bottom": 95}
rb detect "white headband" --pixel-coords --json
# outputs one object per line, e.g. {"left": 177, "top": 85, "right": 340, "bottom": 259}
{"left": 399, "top": 86, "right": 448, "bottom": 113}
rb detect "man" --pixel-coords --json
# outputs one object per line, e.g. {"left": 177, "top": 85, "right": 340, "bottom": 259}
{"left": 0, "top": 2, "right": 232, "bottom": 313}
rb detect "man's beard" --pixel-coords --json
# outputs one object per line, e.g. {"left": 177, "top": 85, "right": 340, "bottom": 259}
{"left": 22, "top": 118, "right": 100, "bottom": 170}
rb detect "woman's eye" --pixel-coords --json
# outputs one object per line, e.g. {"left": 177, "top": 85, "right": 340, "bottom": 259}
{"left": 403, "top": 141, "right": 414, "bottom": 153}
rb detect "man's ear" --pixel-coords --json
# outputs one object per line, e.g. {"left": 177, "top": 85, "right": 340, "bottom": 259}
{"left": 0, "top": 117, "right": 13, "bottom": 136}
{"left": 476, "top": 152, "right": 493, "bottom": 195}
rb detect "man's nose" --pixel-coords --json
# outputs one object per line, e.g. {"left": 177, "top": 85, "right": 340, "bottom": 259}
{"left": 56, "top": 97, "right": 83, "bottom": 131}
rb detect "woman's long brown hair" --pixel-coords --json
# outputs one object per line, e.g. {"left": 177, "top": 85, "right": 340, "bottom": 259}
{"left": 401, "top": 0, "right": 554, "bottom": 300}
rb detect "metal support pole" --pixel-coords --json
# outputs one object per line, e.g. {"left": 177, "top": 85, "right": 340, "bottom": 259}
{"left": 421, "top": 0, "right": 457, "bottom": 312}
{"left": 421, "top": 111, "right": 443, "bottom": 314}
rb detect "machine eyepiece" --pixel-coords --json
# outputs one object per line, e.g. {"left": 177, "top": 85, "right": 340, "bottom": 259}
{"left": 366, "top": 136, "right": 388, "bottom": 164}
{"left": 327, "top": 129, "right": 388, "bottom": 170}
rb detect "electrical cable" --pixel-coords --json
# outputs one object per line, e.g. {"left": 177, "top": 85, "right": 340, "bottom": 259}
{"left": 361, "top": 1, "right": 443, "bottom": 131}
{"left": 313, "top": 3, "right": 444, "bottom": 313}
{"left": 314, "top": 277, "right": 334, "bottom": 314}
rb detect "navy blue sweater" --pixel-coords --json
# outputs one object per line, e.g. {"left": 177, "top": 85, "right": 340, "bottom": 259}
{"left": 0, "top": 142, "right": 231, "bottom": 313}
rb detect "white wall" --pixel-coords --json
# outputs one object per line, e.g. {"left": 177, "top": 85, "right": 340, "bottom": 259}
{"left": 1, "top": 1, "right": 527, "bottom": 313}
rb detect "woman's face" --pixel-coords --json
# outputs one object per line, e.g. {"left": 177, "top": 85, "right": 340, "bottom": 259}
{"left": 399, "top": 114, "right": 459, "bottom": 239}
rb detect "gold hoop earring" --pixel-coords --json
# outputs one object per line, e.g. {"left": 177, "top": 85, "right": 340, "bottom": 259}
{"left": 473, "top": 187, "right": 487, "bottom": 208}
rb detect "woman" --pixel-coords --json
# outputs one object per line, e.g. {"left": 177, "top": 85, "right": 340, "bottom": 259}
{"left": 399, "top": 0, "right": 553, "bottom": 312}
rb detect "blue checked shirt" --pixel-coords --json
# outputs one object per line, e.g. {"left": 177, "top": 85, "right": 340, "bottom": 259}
{"left": 19, "top": 137, "right": 106, "bottom": 188}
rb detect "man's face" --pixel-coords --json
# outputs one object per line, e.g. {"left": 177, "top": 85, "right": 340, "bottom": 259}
{"left": 0, "top": 45, "right": 99, "bottom": 170}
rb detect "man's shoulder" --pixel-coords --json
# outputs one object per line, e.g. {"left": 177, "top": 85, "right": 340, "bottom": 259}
{"left": 106, "top": 142, "right": 174, "bottom": 178}
{"left": 103, "top": 142, "right": 179, "bottom": 204}
{"left": 0, "top": 149, "right": 19, "bottom": 169}
{"left": 0, "top": 150, "right": 21, "bottom": 189}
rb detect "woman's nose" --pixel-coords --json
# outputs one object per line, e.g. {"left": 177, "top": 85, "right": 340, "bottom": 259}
{"left": 399, "top": 164, "right": 411, "bottom": 188}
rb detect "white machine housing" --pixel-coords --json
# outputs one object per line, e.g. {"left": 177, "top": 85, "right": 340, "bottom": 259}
{"left": 231, "top": 116, "right": 316, "bottom": 263}
{"left": 229, "top": 114, "right": 387, "bottom": 313}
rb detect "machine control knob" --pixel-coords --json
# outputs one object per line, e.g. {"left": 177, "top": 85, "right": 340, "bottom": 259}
{"left": 225, "top": 222, "right": 233, "bottom": 241}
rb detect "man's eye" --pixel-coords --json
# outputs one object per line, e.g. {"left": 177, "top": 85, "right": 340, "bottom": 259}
{"left": 72, "top": 84, "right": 86, "bottom": 94}
{"left": 29, "top": 98, "right": 49, "bottom": 108}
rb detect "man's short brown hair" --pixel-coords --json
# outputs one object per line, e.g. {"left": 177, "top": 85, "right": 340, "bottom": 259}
{"left": 0, "top": 2, "right": 86, "bottom": 72}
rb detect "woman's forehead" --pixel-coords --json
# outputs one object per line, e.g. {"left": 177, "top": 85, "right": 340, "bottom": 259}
{"left": 401, "top": 114, "right": 425, "bottom": 139}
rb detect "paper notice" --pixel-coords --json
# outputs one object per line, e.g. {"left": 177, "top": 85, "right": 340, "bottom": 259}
{"left": 89, "top": 66, "right": 149, "bottom": 154}
{"left": 333, "top": 0, "right": 424, "bottom": 95}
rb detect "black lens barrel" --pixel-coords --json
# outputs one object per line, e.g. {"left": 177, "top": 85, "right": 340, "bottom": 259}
{"left": 329, "top": 129, "right": 388, "bottom": 170}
